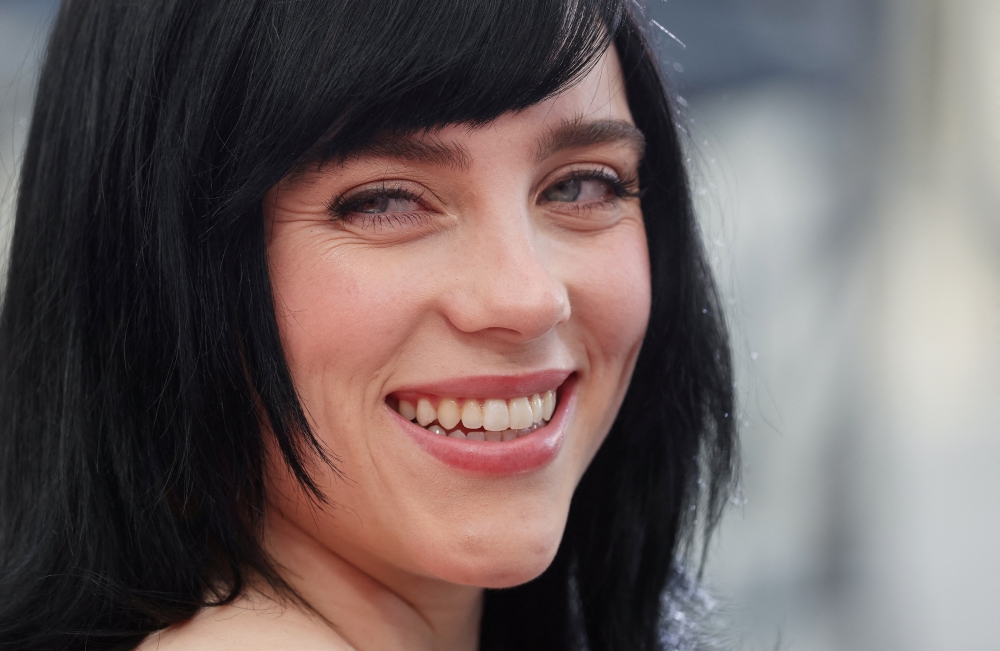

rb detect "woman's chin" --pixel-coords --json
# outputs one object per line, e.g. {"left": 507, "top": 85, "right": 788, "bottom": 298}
{"left": 440, "top": 555, "right": 559, "bottom": 590}
{"left": 419, "top": 532, "right": 563, "bottom": 589}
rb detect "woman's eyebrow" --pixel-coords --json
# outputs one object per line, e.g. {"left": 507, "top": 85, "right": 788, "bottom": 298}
{"left": 283, "top": 137, "right": 472, "bottom": 188}
{"left": 346, "top": 135, "right": 473, "bottom": 171}
{"left": 535, "top": 117, "right": 646, "bottom": 163}
{"left": 299, "top": 117, "right": 645, "bottom": 183}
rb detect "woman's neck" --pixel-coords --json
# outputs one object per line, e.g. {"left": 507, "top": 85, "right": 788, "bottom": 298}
{"left": 264, "top": 509, "right": 484, "bottom": 651}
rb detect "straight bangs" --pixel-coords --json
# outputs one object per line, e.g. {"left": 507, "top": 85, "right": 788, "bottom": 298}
{"left": 222, "top": 0, "right": 624, "bottom": 190}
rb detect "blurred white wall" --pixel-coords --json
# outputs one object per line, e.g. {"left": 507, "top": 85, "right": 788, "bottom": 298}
{"left": 650, "top": 0, "right": 1000, "bottom": 649}
{"left": 1, "top": 1, "right": 998, "bottom": 650}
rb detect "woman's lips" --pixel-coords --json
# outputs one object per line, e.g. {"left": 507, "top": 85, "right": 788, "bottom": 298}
{"left": 387, "top": 373, "right": 576, "bottom": 476}
{"left": 390, "top": 369, "right": 571, "bottom": 402}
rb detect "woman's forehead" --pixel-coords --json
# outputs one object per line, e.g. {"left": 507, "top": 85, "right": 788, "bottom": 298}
{"left": 549, "top": 46, "right": 632, "bottom": 122}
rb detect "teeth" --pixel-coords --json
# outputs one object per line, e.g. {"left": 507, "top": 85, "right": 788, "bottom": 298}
{"left": 482, "top": 399, "right": 509, "bottom": 432}
{"left": 437, "top": 398, "right": 461, "bottom": 430}
{"left": 416, "top": 398, "right": 437, "bottom": 427}
{"left": 461, "top": 399, "right": 483, "bottom": 430}
{"left": 508, "top": 397, "right": 533, "bottom": 430}
{"left": 395, "top": 388, "right": 561, "bottom": 441}
{"left": 542, "top": 390, "right": 556, "bottom": 421}
{"left": 530, "top": 394, "right": 543, "bottom": 423}
{"left": 399, "top": 400, "right": 417, "bottom": 421}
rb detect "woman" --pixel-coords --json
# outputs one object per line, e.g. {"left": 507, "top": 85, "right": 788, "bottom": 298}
{"left": 0, "top": 0, "right": 735, "bottom": 649}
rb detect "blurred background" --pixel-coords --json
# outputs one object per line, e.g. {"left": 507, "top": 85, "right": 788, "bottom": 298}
{"left": 1, "top": 1, "right": 997, "bottom": 650}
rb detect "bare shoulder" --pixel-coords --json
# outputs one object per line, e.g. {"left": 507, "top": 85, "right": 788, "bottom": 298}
{"left": 135, "top": 594, "right": 352, "bottom": 651}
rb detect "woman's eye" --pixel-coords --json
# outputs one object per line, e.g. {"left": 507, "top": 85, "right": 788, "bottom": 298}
{"left": 542, "top": 177, "right": 616, "bottom": 204}
{"left": 354, "top": 195, "right": 421, "bottom": 214}
{"left": 329, "top": 185, "right": 430, "bottom": 231}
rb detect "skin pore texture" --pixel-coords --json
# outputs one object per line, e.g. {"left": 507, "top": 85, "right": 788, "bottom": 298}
{"left": 140, "top": 47, "right": 650, "bottom": 651}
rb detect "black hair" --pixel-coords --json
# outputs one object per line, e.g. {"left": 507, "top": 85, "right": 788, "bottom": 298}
{"left": 0, "top": 1, "right": 735, "bottom": 650}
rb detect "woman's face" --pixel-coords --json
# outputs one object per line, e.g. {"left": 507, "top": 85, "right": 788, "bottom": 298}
{"left": 264, "top": 48, "right": 650, "bottom": 590}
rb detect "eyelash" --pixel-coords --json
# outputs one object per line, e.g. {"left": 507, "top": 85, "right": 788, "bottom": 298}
{"left": 327, "top": 182, "right": 426, "bottom": 230}
{"left": 327, "top": 169, "right": 641, "bottom": 228}
{"left": 546, "top": 168, "right": 642, "bottom": 208}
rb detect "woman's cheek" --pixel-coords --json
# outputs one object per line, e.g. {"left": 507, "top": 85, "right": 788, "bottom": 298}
{"left": 569, "top": 222, "right": 651, "bottom": 362}
{"left": 270, "top": 235, "right": 417, "bottom": 374}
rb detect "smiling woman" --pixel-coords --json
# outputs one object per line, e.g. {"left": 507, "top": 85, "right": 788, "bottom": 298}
{"left": 0, "top": 1, "right": 735, "bottom": 650}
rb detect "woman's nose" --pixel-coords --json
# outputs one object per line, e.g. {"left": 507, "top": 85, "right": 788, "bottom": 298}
{"left": 441, "top": 216, "right": 570, "bottom": 343}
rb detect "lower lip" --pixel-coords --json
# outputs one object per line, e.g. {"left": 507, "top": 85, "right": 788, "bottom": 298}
{"left": 390, "top": 376, "right": 576, "bottom": 476}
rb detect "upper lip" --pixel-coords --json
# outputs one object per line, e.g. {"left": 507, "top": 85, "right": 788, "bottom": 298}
{"left": 388, "top": 369, "right": 573, "bottom": 400}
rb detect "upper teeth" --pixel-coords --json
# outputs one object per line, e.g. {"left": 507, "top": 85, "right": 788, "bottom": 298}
{"left": 396, "top": 391, "right": 557, "bottom": 438}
